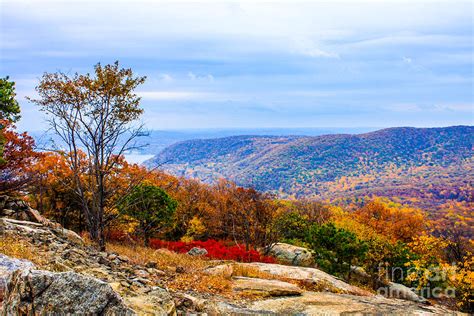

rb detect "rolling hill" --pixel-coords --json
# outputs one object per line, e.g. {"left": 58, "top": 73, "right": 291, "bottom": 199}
{"left": 145, "top": 126, "right": 474, "bottom": 209}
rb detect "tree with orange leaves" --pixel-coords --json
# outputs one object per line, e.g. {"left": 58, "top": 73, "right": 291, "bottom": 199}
{"left": 355, "top": 198, "right": 426, "bottom": 243}
{"left": 0, "top": 120, "right": 40, "bottom": 194}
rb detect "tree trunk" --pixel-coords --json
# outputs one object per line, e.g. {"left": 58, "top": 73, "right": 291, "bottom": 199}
{"left": 144, "top": 234, "right": 150, "bottom": 247}
{"left": 142, "top": 223, "right": 150, "bottom": 247}
{"left": 98, "top": 225, "right": 106, "bottom": 251}
{"left": 98, "top": 203, "right": 106, "bottom": 251}
{"left": 88, "top": 212, "right": 106, "bottom": 251}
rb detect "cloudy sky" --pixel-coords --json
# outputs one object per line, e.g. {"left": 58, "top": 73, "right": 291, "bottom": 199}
{"left": 1, "top": 0, "right": 473, "bottom": 131}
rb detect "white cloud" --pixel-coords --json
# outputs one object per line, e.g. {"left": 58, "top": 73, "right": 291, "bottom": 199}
{"left": 138, "top": 91, "right": 213, "bottom": 101}
{"left": 291, "top": 38, "right": 339, "bottom": 58}
{"left": 402, "top": 57, "right": 413, "bottom": 64}
{"left": 187, "top": 72, "right": 214, "bottom": 81}
{"left": 386, "top": 103, "right": 474, "bottom": 113}
{"left": 433, "top": 103, "right": 474, "bottom": 112}
{"left": 159, "top": 74, "right": 174, "bottom": 83}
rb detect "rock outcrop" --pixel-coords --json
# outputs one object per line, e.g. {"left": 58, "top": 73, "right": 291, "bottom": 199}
{"left": 269, "top": 242, "right": 314, "bottom": 267}
{"left": 241, "top": 262, "right": 372, "bottom": 296}
{"left": 204, "top": 263, "right": 234, "bottom": 279}
{"left": 3, "top": 267, "right": 134, "bottom": 315}
{"left": 214, "top": 291, "right": 458, "bottom": 315}
{"left": 0, "top": 255, "right": 34, "bottom": 308}
{"left": 0, "top": 195, "right": 56, "bottom": 228}
{"left": 0, "top": 198, "right": 176, "bottom": 315}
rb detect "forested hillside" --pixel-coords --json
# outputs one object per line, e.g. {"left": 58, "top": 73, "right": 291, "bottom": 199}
{"left": 147, "top": 126, "right": 473, "bottom": 209}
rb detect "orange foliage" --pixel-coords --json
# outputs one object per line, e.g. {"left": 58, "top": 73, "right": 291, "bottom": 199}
{"left": 355, "top": 198, "right": 426, "bottom": 243}
{"left": 0, "top": 120, "right": 40, "bottom": 194}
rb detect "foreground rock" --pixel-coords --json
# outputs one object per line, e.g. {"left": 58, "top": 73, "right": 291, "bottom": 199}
{"left": 232, "top": 276, "right": 303, "bottom": 297}
{"left": 349, "top": 266, "right": 427, "bottom": 303}
{"left": 0, "top": 255, "right": 34, "bottom": 307}
{"left": 204, "top": 263, "right": 234, "bottom": 279}
{"left": 3, "top": 268, "right": 134, "bottom": 315}
{"left": 269, "top": 243, "right": 314, "bottom": 267}
{"left": 122, "top": 287, "right": 176, "bottom": 315}
{"left": 241, "top": 262, "right": 372, "bottom": 296}
{"left": 214, "top": 291, "right": 459, "bottom": 315}
{"left": 1, "top": 209, "right": 176, "bottom": 314}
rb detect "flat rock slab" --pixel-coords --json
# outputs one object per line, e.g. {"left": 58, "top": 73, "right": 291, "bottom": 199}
{"left": 232, "top": 276, "right": 302, "bottom": 297}
{"left": 217, "top": 291, "right": 463, "bottom": 315}
{"left": 243, "top": 262, "right": 372, "bottom": 296}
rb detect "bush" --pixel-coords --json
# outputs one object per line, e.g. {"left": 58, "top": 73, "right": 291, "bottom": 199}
{"left": 307, "top": 223, "right": 367, "bottom": 278}
{"left": 118, "top": 184, "right": 177, "bottom": 246}
{"left": 149, "top": 239, "right": 276, "bottom": 263}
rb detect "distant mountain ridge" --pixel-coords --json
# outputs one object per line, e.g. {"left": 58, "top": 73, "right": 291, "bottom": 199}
{"left": 146, "top": 126, "right": 474, "bottom": 208}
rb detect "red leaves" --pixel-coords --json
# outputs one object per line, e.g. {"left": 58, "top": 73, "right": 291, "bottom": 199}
{"left": 149, "top": 239, "right": 276, "bottom": 263}
{"left": 0, "top": 120, "right": 40, "bottom": 193}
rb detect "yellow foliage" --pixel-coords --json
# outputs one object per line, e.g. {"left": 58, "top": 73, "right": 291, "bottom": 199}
{"left": 182, "top": 216, "right": 206, "bottom": 242}
{"left": 409, "top": 234, "right": 449, "bottom": 264}
{"left": 0, "top": 237, "right": 48, "bottom": 268}
{"left": 445, "top": 254, "right": 474, "bottom": 311}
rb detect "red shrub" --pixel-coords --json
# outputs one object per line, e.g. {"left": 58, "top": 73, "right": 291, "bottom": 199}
{"left": 149, "top": 239, "right": 276, "bottom": 263}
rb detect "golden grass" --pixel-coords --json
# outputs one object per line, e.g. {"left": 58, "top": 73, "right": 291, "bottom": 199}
{"left": 231, "top": 263, "right": 277, "bottom": 280}
{"left": 0, "top": 236, "right": 48, "bottom": 267}
{"left": 107, "top": 242, "right": 212, "bottom": 271}
{"left": 168, "top": 273, "right": 233, "bottom": 295}
{"left": 108, "top": 242, "right": 236, "bottom": 296}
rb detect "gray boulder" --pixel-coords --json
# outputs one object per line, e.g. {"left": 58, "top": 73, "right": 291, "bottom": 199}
{"left": 2, "top": 268, "right": 134, "bottom": 315}
{"left": 0, "top": 255, "right": 35, "bottom": 306}
{"left": 378, "top": 282, "right": 427, "bottom": 303}
{"left": 187, "top": 247, "right": 208, "bottom": 256}
{"left": 268, "top": 243, "right": 314, "bottom": 267}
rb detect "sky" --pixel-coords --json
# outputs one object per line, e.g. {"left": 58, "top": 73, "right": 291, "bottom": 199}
{"left": 1, "top": 0, "right": 473, "bottom": 131}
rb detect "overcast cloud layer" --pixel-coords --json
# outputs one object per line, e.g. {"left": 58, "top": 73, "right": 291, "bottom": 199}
{"left": 1, "top": 0, "right": 473, "bottom": 131}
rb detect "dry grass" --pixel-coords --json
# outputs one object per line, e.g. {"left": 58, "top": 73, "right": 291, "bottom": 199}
{"left": 107, "top": 242, "right": 211, "bottom": 271}
{"left": 0, "top": 236, "right": 48, "bottom": 267}
{"left": 231, "top": 263, "right": 278, "bottom": 280}
{"left": 168, "top": 273, "right": 233, "bottom": 295}
{"left": 108, "top": 242, "right": 237, "bottom": 296}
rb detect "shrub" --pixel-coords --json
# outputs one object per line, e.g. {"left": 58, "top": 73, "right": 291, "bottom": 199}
{"left": 118, "top": 184, "right": 177, "bottom": 246}
{"left": 149, "top": 239, "right": 276, "bottom": 263}
{"left": 307, "top": 223, "right": 367, "bottom": 278}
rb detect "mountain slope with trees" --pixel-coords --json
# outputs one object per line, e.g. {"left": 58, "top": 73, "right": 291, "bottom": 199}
{"left": 146, "top": 126, "right": 473, "bottom": 209}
